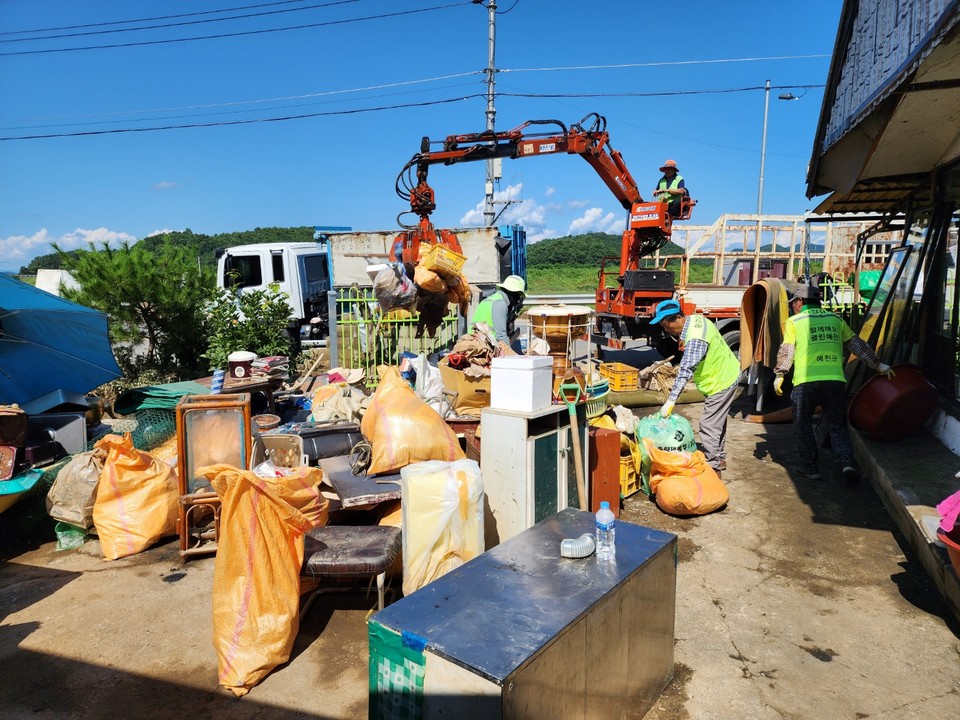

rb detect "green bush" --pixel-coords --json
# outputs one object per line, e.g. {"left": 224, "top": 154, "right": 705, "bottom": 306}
{"left": 203, "top": 284, "right": 296, "bottom": 372}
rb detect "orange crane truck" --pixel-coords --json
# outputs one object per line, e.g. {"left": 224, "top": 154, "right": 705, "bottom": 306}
{"left": 393, "top": 112, "right": 739, "bottom": 358}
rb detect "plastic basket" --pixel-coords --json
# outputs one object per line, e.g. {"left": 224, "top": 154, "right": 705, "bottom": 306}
{"left": 585, "top": 390, "right": 610, "bottom": 420}
{"left": 420, "top": 244, "right": 466, "bottom": 278}
{"left": 599, "top": 362, "right": 639, "bottom": 392}
{"left": 620, "top": 454, "right": 640, "bottom": 498}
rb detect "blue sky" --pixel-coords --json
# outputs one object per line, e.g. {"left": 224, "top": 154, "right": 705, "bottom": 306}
{"left": 0, "top": 0, "right": 842, "bottom": 271}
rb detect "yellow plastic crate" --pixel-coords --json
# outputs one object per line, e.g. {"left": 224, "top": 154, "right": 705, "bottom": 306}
{"left": 420, "top": 244, "right": 466, "bottom": 278}
{"left": 620, "top": 454, "right": 640, "bottom": 498}
{"left": 599, "top": 362, "right": 639, "bottom": 392}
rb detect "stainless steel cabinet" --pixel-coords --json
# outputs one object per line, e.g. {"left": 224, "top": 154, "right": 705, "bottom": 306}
{"left": 369, "top": 509, "right": 678, "bottom": 720}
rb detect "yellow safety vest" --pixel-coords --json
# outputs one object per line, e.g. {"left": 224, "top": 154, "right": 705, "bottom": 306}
{"left": 657, "top": 174, "right": 684, "bottom": 200}
{"left": 783, "top": 307, "right": 853, "bottom": 384}
{"left": 684, "top": 314, "right": 740, "bottom": 396}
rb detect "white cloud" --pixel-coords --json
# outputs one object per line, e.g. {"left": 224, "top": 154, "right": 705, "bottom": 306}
{"left": 146, "top": 228, "right": 176, "bottom": 238}
{"left": 566, "top": 199, "right": 590, "bottom": 209}
{"left": 567, "top": 208, "right": 623, "bottom": 235}
{"left": 0, "top": 227, "right": 136, "bottom": 263}
{"left": 153, "top": 181, "right": 177, "bottom": 190}
{"left": 544, "top": 186, "right": 556, "bottom": 197}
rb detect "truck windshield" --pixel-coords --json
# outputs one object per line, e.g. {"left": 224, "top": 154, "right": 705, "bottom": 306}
{"left": 303, "top": 255, "right": 328, "bottom": 283}
{"left": 224, "top": 255, "right": 263, "bottom": 288}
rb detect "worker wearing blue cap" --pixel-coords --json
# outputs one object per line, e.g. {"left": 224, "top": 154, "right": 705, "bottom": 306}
{"left": 650, "top": 298, "right": 741, "bottom": 474}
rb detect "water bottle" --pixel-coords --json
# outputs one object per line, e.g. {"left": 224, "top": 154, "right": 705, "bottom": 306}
{"left": 210, "top": 369, "right": 225, "bottom": 394}
{"left": 595, "top": 501, "right": 616, "bottom": 560}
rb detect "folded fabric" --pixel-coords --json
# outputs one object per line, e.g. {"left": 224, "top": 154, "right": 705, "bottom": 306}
{"left": 114, "top": 381, "right": 209, "bottom": 415}
{"left": 936, "top": 487, "right": 960, "bottom": 533}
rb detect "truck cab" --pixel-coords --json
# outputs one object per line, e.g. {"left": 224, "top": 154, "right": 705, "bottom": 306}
{"left": 215, "top": 241, "right": 331, "bottom": 346}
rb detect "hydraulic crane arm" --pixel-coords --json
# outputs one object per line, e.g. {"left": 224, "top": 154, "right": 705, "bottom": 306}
{"left": 395, "top": 113, "right": 642, "bottom": 226}
{"left": 392, "top": 112, "right": 694, "bottom": 279}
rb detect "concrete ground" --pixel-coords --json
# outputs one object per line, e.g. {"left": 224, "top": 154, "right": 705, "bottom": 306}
{"left": 1, "top": 395, "right": 959, "bottom": 719}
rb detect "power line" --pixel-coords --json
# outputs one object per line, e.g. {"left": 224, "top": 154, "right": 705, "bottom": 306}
{"left": 499, "top": 84, "right": 824, "bottom": 99}
{"left": 500, "top": 54, "right": 831, "bottom": 73}
{"left": 0, "top": 95, "right": 484, "bottom": 141}
{"left": 0, "top": 0, "right": 316, "bottom": 35}
{"left": 0, "top": 2, "right": 473, "bottom": 56}
{"left": 2, "top": 70, "right": 483, "bottom": 125}
{"left": 0, "top": 0, "right": 360, "bottom": 44}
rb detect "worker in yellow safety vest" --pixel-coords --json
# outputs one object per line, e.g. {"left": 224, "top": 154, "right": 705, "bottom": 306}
{"left": 652, "top": 159, "right": 688, "bottom": 218}
{"left": 651, "top": 299, "right": 741, "bottom": 475}
{"left": 470, "top": 275, "right": 526, "bottom": 349}
{"left": 773, "top": 284, "right": 894, "bottom": 483}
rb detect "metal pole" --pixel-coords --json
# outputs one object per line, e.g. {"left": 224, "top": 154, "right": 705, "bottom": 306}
{"left": 483, "top": 1, "right": 498, "bottom": 227}
{"left": 757, "top": 79, "right": 770, "bottom": 215}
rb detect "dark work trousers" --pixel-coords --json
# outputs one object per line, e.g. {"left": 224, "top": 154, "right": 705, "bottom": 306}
{"left": 790, "top": 380, "right": 854, "bottom": 469}
{"left": 699, "top": 381, "right": 740, "bottom": 470}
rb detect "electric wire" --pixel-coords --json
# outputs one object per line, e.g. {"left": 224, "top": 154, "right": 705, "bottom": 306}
{"left": 0, "top": 0, "right": 361, "bottom": 44}
{"left": 498, "top": 84, "right": 825, "bottom": 98}
{"left": 2, "top": 70, "right": 483, "bottom": 126}
{"left": 0, "top": 1, "right": 474, "bottom": 56}
{"left": 0, "top": 95, "right": 485, "bottom": 141}
{"left": 500, "top": 54, "right": 831, "bottom": 73}
{"left": 0, "top": 0, "right": 316, "bottom": 35}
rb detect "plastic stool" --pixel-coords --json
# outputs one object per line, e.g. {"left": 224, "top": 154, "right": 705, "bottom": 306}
{"left": 300, "top": 525, "right": 402, "bottom": 615}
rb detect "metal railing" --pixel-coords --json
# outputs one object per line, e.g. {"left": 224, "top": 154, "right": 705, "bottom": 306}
{"left": 326, "top": 287, "right": 461, "bottom": 386}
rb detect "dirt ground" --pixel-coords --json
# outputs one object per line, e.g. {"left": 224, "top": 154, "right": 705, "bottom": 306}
{"left": 2, "top": 393, "right": 959, "bottom": 719}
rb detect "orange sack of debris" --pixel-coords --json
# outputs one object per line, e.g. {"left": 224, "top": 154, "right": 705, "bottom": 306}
{"left": 92, "top": 433, "right": 179, "bottom": 560}
{"left": 361, "top": 367, "right": 465, "bottom": 475}
{"left": 643, "top": 438, "right": 728, "bottom": 516}
{"left": 200, "top": 463, "right": 328, "bottom": 697}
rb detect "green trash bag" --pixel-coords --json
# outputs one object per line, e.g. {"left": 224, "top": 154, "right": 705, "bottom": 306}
{"left": 54, "top": 522, "right": 87, "bottom": 551}
{"left": 635, "top": 413, "right": 698, "bottom": 496}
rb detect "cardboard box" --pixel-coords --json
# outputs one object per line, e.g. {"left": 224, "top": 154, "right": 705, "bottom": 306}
{"left": 490, "top": 355, "right": 553, "bottom": 413}
{"left": 438, "top": 357, "right": 492, "bottom": 417}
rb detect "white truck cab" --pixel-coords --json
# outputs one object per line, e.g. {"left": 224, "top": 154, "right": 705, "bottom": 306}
{"left": 215, "top": 241, "right": 331, "bottom": 346}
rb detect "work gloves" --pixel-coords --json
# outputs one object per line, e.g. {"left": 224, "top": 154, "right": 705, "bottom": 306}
{"left": 658, "top": 400, "right": 675, "bottom": 419}
{"left": 773, "top": 375, "right": 785, "bottom": 396}
{"left": 878, "top": 363, "right": 896, "bottom": 380}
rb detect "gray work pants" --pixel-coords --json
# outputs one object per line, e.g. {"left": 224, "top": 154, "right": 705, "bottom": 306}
{"left": 699, "top": 381, "right": 739, "bottom": 470}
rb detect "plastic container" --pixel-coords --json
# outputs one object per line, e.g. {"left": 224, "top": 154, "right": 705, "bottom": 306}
{"left": 848, "top": 364, "right": 939, "bottom": 441}
{"left": 937, "top": 527, "right": 960, "bottom": 578}
{"left": 419, "top": 244, "right": 466, "bottom": 278}
{"left": 586, "top": 390, "right": 610, "bottom": 420}
{"left": 228, "top": 351, "right": 257, "bottom": 380}
{"left": 490, "top": 355, "right": 554, "bottom": 413}
{"left": 595, "top": 500, "right": 616, "bottom": 560}
{"left": 599, "top": 362, "right": 639, "bottom": 392}
{"left": 619, "top": 454, "right": 640, "bottom": 498}
{"left": 211, "top": 369, "right": 225, "bottom": 394}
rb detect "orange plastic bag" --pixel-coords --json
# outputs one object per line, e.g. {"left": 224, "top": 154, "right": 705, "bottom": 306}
{"left": 643, "top": 438, "right": 728, "bottom": 516}
{"left": 414, "top": 264, "right": 448, "bottom": 294}
{"left": 200, "top": 463, "right": 328, "bottom": 697}
{"left": 361, "top": 368, "right": 465, "bottom": 475}
{"left": 92, "top": 433, "right": 179, "bottom": 560}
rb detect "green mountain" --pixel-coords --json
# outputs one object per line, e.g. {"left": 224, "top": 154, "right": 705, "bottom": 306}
{"left": 526, "top": 232, "right": 684, "bottom": 266}
{"left": 19, "top": 226, "right": 314, "bottom": 274}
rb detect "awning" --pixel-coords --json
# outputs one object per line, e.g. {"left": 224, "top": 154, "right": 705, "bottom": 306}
{"left": 807, "top": 1, "right": 960, "bottom": 213}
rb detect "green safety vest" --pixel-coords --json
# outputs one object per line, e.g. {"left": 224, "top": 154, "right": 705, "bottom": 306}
{"left": 657, "top": 174, "right": 684, "bottom": 200}
{"left": 470, "top": 289, "right": 508, "bottom": 336}
{"left": 783, "top": 307, "right": 853, "bottom": 385}
{"left": 684, "top": 314, "right": 740, "bottom": 396}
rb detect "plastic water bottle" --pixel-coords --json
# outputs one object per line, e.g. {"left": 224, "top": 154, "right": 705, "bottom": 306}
{"left": 595, "top": 501, "right": 616, "bottom": 560}
{"left": 210, "top": 369, "right": 225, "bottom": 394}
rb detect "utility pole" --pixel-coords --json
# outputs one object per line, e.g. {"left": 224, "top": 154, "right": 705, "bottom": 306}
{"left": 482, "top": 0, "right": 497, "bottom": 227}
{"left": 757, "top": 79, "right": 770, "bottom": 215}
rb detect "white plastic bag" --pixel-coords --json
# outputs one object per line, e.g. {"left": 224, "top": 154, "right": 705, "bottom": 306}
{"left": 373, "top": 263, "right": 417, "bottom": 312}
{"left": 400, "top": 459, "right": 484, "bottom": 595}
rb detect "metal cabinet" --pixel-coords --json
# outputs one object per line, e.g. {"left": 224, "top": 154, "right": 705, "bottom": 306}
{"left": 480, "top": 403, "right": 589, "bottom": 548}
{"left": 369, "top": 509, "right": 678, "bottom": 720}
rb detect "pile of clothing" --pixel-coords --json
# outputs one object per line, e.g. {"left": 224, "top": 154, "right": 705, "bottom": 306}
{"left": 444, "top": 323, "right": 515, "bottom": 378}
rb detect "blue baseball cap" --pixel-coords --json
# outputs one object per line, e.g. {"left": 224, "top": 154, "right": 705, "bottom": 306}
{"left": 650, "top": 299, "right": 682, "bottom": 325}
